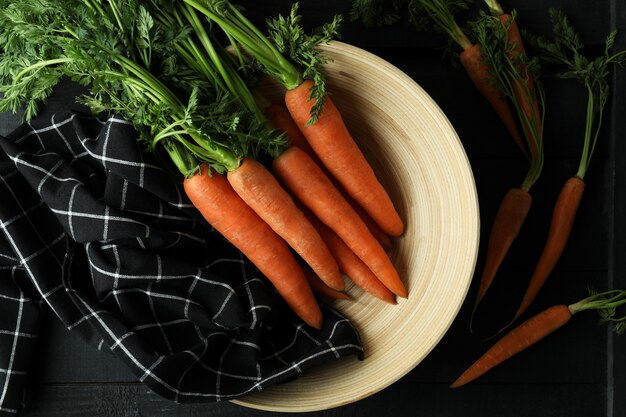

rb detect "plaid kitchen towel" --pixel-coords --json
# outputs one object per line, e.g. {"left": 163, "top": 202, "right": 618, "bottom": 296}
{"left": 0, "top": 111, "right": 363, "bottom": 415}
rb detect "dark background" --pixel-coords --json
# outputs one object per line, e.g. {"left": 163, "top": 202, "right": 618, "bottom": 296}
{"left": 1, "top": 0, "right": 625, "bottom": 415}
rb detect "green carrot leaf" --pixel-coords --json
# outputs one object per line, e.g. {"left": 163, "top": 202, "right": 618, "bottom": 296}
{"left": 266, "top": 3, "right": 342, "bottom": 125}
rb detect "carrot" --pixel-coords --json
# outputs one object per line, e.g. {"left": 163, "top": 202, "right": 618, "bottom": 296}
{"left": 302, "top": 266, "right": 351, "bottom": 301}
{"left": 185, "top": 2, "right": 404, "bottom": 237}
{"left": 459, "top": 45, "right": 526, "bottom": 156}
{"left": 273, "top": 146, "right": 407, "bottom": 298}
{"left": 452, "top": 289, "right": 626, "bottom": 387}
{"left": 179, "top": 2, "right": 404, "bottom": 293}
{"left": 265, "top": 103, "right": 393, "bottom": 250}
{"left": 452, "top": 304, "right": 571, "bottom": 388}
{"left": 512, "top": 177, "right": 585, "bottom": 320}
{"left": 184, "top": 165, "right": 322, "bottom": 329}
{"left": 301, "top": 206, "right": 397, "bottom": 304}
{"left": 285, "top": 79, "right": 404, "bottom": 237}
{"left": 226, "top": 157, "right": 344, "bottom": 292}
{"left": 473, "top": 187, "right": 532, "bottom": 309}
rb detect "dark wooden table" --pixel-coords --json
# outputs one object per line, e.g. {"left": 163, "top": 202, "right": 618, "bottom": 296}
{"left": 2, "top": 1, "right": 626, "bottom": 415}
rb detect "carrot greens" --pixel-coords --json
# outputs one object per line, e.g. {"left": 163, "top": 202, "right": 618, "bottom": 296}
{"left": 529, "top": 9, "right": 626, "bottom": 180}
{"left": 0, "top": 0, "right": 284, "bottom": 176}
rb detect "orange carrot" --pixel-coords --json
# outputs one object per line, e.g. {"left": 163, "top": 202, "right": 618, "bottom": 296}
{"left": 302, "top": 266, "right": 351, "bottom": 301}
{"left": 285, "top": 79, "right": 405, "bottom": 238}
{"left": 451, "top": 304, "right": 571, "bottom": 388}
{"left": 273, "top": 146, "right": 407, "bottom": 298}
{"left": 302, "top": 206, "right": 397, "bottom": 304}
{"left": 459, "top": 44, "right": 527, "bottom": 156}
{"left": 512, "top": 177, "right": 585, "bottom": 320}
{"left": 226, "top": 157, "right": 344, "bottom": 292}
{"left": 265, "top": 103, "right": 392, "bottom": 250}
{"left": 184, "top": 165, "right": 322, "bottom": 329}
{"left": 498, "top": 12, "right": 542, "bottom": 154}
{"left": 453, "top": 288, "right": 626, "bottom": 387}
{"left": 349, "top": 200, "right": 393, "bottom": 251}
{"left": 473, "top": 187, "right": 532, "bottom": 310}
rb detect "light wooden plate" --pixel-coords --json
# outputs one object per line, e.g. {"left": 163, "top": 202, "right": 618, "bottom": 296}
{"left": 236, "top": 41, "right": 480, "bottom": 412}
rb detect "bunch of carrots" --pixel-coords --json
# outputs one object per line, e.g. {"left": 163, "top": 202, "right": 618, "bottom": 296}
{"left": 0, "top": 0, "right": 407, "bottom": 330}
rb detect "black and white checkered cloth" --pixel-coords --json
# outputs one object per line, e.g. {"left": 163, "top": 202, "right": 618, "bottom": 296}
{"left": 0, "top": 111, "right": 363, "bottom": 415}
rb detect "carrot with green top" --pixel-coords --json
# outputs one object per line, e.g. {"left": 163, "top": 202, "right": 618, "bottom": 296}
{"left": 467, "top": 11, "right": 545, "bottom": 319}
{"left": 351, "top": 0, "right": 526, "bottom": 156}
{"left": 154, "top": 3, "right": 346, "bottom": 291}
{"left": 452, "top": 289, "right": 626, "bottom": 387}
{"left": 168, "top": 2, "right": 403, "bottom": 295}
{"left": 510, "top": 9, "right": 626, "bottom": 321}
{"left": 485, "top": 0, "right": 542, "bottom": 148}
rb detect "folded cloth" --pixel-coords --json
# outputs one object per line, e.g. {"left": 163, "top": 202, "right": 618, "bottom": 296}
{"left": 0, "top": 111, "right": 362, "bottom": 415}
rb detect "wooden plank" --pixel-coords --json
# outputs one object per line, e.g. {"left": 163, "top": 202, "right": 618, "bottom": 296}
{"left": 17, "top": 381, "right": 607, "bottom": 417}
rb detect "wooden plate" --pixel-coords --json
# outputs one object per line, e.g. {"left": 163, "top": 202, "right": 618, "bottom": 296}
{"left": 235, "top": 41, "right": 480, "bottom": 412}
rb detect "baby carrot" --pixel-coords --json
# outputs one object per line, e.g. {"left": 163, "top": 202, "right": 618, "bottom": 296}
{"left": 184, "top": 165, "right": 322, "bottom": 329}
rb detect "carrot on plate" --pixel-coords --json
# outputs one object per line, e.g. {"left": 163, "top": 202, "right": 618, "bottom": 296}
{"left": 227, "top": 157, "right": 345, "bottom": 292}
{"left": 302, "top": 266, "right": 351, "bottom": 301}
{"left": 274, "top": 146, "right": 407, "bottom": 298}
{"left": 185, "top": 166, "right": 323, "bottom": 329}
{"left": 264, "top": 103, "right": 393, "bottom": 250}
{"left": 284, "top": 80, "right": 404, "bottom": 237}
{"left": 301, "top": 205, "right": 397, "bottom": 304}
